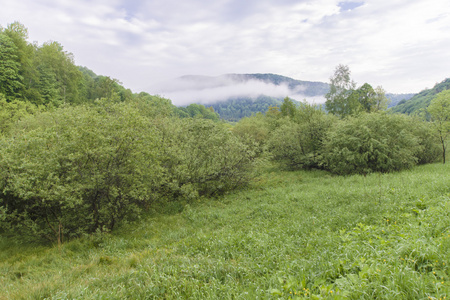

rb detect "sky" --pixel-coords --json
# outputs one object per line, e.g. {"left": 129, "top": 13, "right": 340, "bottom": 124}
{"left": 1, "top": 0, "right": 450, "bottom": 104}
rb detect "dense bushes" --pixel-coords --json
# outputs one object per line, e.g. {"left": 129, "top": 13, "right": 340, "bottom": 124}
{"left": 0, "top": 101, "right": 256, "bottom": 243}
{"left": 0, "top": 103, "right": 162, "bottom": 242}
{"left": 268, "top": 103, "right": 335, "bottom": 169}
{"left": 234, "top": 103, "right": 441, "bottom": 175}
{"left": 323, "top": 113, "right": 423, "bottom": 174}
{"left": 156, "top": 117, "right": 257, "bottom": 199}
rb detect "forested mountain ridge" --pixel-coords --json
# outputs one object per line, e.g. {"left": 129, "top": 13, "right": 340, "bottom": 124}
{"left": 391, "top": 78, "right": 450, "bottom": 115}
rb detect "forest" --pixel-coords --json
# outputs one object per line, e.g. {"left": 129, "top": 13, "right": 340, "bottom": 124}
{"left": 1, "top": 22, "right": 450, "bottom": 299}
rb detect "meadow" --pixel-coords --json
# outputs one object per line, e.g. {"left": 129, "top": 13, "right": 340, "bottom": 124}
{"left": 1, "top": 162, "right": 449, "bottom": 299}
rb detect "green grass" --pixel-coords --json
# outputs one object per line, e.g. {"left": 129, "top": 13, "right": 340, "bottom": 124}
{"left": 1, "top": 162, "right": 450, "bottom": 299}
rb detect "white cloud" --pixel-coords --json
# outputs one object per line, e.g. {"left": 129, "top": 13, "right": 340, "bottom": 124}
{"left": 155, "top": 76, "right": 325, "bottom": 106}
{"left": 1, "top": 0, "right": 449, "bottom": 96}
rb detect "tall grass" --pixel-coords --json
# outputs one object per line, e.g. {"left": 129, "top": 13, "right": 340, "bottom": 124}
{"left": 1, "top": 162, "right": 449, "bottom": 299}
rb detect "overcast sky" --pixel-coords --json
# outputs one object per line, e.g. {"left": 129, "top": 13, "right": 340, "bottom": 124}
{"left": 1, "top": 0, "right": 449, "bottom": 100}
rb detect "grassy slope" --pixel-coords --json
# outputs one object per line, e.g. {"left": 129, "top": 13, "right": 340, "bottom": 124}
{"left": 1, "top": 163, "right": 450, "bottom": 299}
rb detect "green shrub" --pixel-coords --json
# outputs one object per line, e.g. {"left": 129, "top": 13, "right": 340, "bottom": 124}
{"left": 0, "top": 103, "right": 164, "bottom": 243}
{"left": 0, "top": 102, "right": 257, "bottom": 243}
{"left": 322, "top": 113, "right": 422, "bottom": 175}
{"left": 232, "top": 113, "right": 269, "bottom": 155}
{"left": 407, "top": 116, "right": 441, "bottom": 164}
{"left": 267, "top": 103, "right": 334, "bottom": 169}
{"left": 157, "top": 118, "right": 257, "bottom": 198}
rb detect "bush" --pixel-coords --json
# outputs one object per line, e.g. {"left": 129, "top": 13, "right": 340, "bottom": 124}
{"left": 157, "top": 118, "right": 257, "bottom": 199}
{"left": 267, "top": 103, "right": 334, "bottom": 170}
{"left": 322, "top": 113, "right": 427, "bottom": 175}
{"left": 407, "top": 116, "right": 441, "bottom": 164}
{"left": 0, "top": 102, "right": 257, "bottom": 243}
{"left": 0, "top": 103, "right": 164, "bottom": 243}
{"left": 232, "top": 113, "right": 270, "bottom": 156}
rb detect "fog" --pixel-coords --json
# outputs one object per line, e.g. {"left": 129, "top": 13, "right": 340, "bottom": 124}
{"left": 152, "top": 75, "right": 326, "bottom": 106}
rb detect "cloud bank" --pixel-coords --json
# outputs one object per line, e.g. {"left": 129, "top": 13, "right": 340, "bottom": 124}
{"left": 155, "top": 76, "right": 325, "bottom": 106}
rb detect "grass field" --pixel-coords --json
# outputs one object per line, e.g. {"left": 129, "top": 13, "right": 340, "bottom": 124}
{"left": 1, "top": 162, "right": 449, "bottom": 299}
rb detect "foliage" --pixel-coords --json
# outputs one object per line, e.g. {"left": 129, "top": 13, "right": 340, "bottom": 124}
{"left": 373, "top": 85, "right": 390, "bottom": 111}
{"left": 0, "top": 99, "right": 257, "bottom": 243}
{"left": 322, "top": 113, "right": 426, "bottom": 175}
{"left": 408, "top": 116, "right": 442, "bottom": 165}
{"left": 205, "top": 96, "right": 282, "bottom": 122}
{"left": 280, "top": 96, "right": 297, "bottom": 118}
{"left": 427, "top": 90, "right": 450, "bottom": 163}
{"left": 0, "top": 103, "right": 165, "bottom": 242}
{"left": 268, "top": 102, "right": 335, "bottom": 169}
{"left": 0, "top": 32, "right": 23, "bottom": 100}
{"left": 130, "top": 92, "right": 177, "bottom": 118}
{"left": 0, "top": 22, "right": 140, "bottom": 108}
{"left": 156, "top": 118, "right": 258, "bottom": 199}
{"left": 0, "top": 94, "right": 40, "bottom": 136}
{"left": 232, "top": 113, "right": 270, "bottom": 156}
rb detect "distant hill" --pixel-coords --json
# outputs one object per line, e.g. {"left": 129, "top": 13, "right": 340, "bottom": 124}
{"left": 386, "top": 93, "right": 416, "bottom": 108}
{"left": 391, "top": 78, "right": 450, "bottom": 114}
{"left": 223, "top": 73, "right": 330, "bottom": 97}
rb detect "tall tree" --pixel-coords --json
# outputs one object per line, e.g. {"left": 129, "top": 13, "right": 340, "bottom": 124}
{"left": 0, "top": 33, "right": 23, "bottom": 100}
{"left": 35, "top": 41, "right": 83, "bottom": 105}
{"left": 373, "top": 86, "right": 389, "bottom": 111}
{"left": 280, "top": 96, "right": 297, "bottom": 118}
{"left": 325, "top": 64, "right": 358, "bottom": 118}
{"left": 356, "top": 83, "right": 376, "bottom": 112}
{"left": 2, "top": 22, "right": 37, "bottom": 102}
{"left": 427, "top": 90, "right": 450, "bottom": 163}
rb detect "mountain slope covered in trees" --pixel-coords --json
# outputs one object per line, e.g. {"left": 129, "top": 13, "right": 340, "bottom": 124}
{"left": 391, "top": 78, "right": 450, "bottom": 115}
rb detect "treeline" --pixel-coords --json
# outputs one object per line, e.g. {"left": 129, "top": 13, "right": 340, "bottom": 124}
{"left": 234, "top": 99, "right": 441, "bottom": 175}
{"left": 0, "top": 22, "right": 220, "bottom": 120}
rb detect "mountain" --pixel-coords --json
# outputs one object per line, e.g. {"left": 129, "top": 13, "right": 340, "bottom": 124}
{"left": 391, "top": 78, "right": 450, "bottom": 115}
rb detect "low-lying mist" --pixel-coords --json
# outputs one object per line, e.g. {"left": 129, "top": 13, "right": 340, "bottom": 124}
{"left": 151, "top": 75, "right": 326, "bottom": 106}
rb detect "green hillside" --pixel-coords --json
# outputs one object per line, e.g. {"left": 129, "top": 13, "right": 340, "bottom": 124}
{"left": 391, "top": 78, "right": 450, "bottom": 114}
